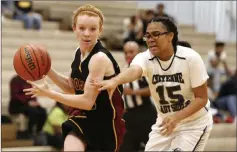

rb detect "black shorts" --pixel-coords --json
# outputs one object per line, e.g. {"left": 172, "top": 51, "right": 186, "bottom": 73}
{"left": 62, "top": 116, "right": 125, "bottom": 151}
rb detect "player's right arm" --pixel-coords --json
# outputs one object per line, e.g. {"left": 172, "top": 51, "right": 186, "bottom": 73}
{"left": 113, "top": 65, "right": 143, "bottom": 86}
{"left": 47, "top": 68, "right": 75, "bottom": 94}
{"left": 94, "top": 52, "right": 147, "bottom": 98}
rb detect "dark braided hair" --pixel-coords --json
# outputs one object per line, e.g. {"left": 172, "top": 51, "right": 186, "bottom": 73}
{"left": 148, "top": 16, "right": 179, "bottom": 52}
{"left": 177, "top": 40, "right": 192, "bottom": 48}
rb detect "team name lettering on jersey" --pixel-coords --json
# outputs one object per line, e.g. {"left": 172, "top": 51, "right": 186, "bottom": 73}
{"left": 72, "top": 78, "right": 85, "bottom": 91}
{"left": 152, "top": 73, "right": 184, "bottom": 84}
{"left": 160, "top": 100, "right": 190, "bottom": 113}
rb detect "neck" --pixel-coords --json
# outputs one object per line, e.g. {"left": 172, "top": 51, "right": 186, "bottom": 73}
{"left": 157, "top": 46, "right": 174, "bottom": 61}
{"left": 80, "top": 41, "right": 97, "bottom": 57}
{"left": 158, "top": 12, "right": 164, "bottom": 15}
{"left": 80, "top": 48, "right": 89, "bottom": 57}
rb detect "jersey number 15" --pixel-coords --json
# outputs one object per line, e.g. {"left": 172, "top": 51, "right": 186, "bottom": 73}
{"left": 156, "top": 85, "right": 184, "bottom": 105}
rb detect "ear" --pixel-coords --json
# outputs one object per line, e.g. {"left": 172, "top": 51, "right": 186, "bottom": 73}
{"left": 99, "top": 26, "right": 103, "bottom": 33}
{"left": 72, "top": 25, "right": 76, "bottom": 32}
{"left": 98, "top": 26, "right": 103, "bottom": 38}
{"left": 168, "top": 32, "right": 174, "bottom": 42}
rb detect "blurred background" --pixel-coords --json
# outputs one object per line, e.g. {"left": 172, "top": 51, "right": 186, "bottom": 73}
{"left": 1, "top": 1, "right": 236, "bottom": 151}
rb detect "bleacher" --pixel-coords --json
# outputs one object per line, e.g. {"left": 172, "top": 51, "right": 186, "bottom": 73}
{"left": 1, "top": 1, "right": 236, "bottom": 151}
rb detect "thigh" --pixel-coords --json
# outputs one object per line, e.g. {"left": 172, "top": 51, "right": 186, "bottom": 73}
{"left": 22, "top": 105, "right": 36, "bottom": 117}
{"left": 64, "top": 132, "right": 86, "bottom": 151}
{"left": 145, "top": 126, "right": 176, "bottom": 151}
{"left": 169, "top": 125, "right": 212, "bottom": 151}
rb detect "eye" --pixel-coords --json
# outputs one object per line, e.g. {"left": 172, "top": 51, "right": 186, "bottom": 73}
{"left": 152, "top": 31, "right": 161, "bottom": 37}
{"left": 91, "top": 28, "right": 96, "bottom": 31}
{"left": 79, "top": 26, "right": 85, "bottom": 30}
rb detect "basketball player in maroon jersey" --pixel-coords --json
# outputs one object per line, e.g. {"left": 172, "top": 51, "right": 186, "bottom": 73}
{"left": 24, "top": 4, "right": 125, "bottom": 151}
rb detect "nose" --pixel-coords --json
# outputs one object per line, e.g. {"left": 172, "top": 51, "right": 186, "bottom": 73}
{"left": 84, "top": 29, "right": 90, "bottom": 37}
{"left": 147, "top": 37, "right": 155, "bottom": 43}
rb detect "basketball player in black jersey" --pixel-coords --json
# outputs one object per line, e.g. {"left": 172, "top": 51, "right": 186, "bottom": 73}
{"left": 24, "top": 4, "right": 125, "bottom": 151}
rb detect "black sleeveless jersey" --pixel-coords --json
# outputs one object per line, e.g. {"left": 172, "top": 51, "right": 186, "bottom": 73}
{"left": 69, "top": 40, "right": 124, "bottom": 122}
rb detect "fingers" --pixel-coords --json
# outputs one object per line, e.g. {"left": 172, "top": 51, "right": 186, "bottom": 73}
{"left": 26, "top": 80, "right": 39, "bottom": 88}
{"left": 160, "top": 123, "right": 169, "bottom": 135}
{"left": 31, "top": 94, "right": 38, "bottom": 98}
{"left": 160, "top": 119, "right": 176, "bottom": 136}
{"left": 165, "top": 125, "right": 175, "bottom": 136}
{"left": 161, "top": 124, "right": 175, "bottom": 136}
{"left": 159, "top": 119, "right": 167, "bottom": 128}
{"left": 91, "top": 80, "right": 103, "bottom": 87}
{"left": 23, "top": 88, "right": 39, "bottom": 93}
{"left": 25, "top": 92, "right": 35, "bottom": 96}
{"left": 23, "top": 88, "right": 39, "bottom": 97}
{"left": 98, "top": 86, "right": 108, "bottom": 91}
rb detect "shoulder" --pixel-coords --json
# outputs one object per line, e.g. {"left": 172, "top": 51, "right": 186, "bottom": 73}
{"left": 93, "top": 51, "right": 109, "bottom": 60}
{"left": 73, "top": 47, "right": 80, "bottom": 58}
{"left": 220, "top": 51, "right": 227, "bottom": 59}
{"left": 135, "top": 49, "right": 151, "bottom": 60}
{"left": 131, "top": 49, "right": 154, "bottom": 67}
{"left": 176, "top": 46, "right": 203, "bottom": 62}
{"left": 90, "top": 52, "right": 110, "bottom": 66}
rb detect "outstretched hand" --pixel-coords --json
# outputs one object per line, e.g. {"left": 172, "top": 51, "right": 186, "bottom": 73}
{"left": 91, "top": 79, "right": 118, "bottom": 100}
{"left": 23, "top": 78, "right": 52, "bottom": 98}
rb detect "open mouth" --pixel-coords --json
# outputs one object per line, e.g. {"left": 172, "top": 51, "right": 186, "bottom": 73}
{"left": 82, "top": 40, "right": 91, "bottom": 43}
{"left": 149, "top": 45, "right": 158, "bottom": 49}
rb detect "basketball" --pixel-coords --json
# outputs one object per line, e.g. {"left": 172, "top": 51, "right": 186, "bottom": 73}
{"left": 13, "top": 44, "right": 51, "bottom": 81}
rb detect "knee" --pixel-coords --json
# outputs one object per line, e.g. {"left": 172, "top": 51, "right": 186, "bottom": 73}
{"left": 32, "top": 14, "right": 42, "bottom": 23}
{"left": 64, "top": 133, "right": 86, "bottom": 151}
{"left": 33, "top": 16, "right": 41, "bottom": 24}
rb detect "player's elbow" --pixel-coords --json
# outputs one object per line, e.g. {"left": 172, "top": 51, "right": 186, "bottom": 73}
{"left": 84, "top": 104, "right": 93, "bottom": 111}
{"left": 83, "top": 95, "right": 97, "bottom": 111}
{"left": 200, "top": 97, "right": 208, "bottom": 106}
{"left": 85, "top": 102, "right": 96, "bottom": 111}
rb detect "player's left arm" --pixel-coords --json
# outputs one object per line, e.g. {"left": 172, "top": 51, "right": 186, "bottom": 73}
{"left": 175, "top": 82, "right": 208, "bottom": 121}
{"left": 133, "top": 77, "right": 150, "bottom": 96}
{"left": 48, "top": 53, "right": 108, "bottom": 110}
{"left": 25, "top": 53, "right": 109, "bottom": 110}
{"left": 175, "top": 52, "right": 209, "bottom": 121}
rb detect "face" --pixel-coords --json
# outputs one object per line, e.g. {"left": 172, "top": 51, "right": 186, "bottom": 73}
{"left": 73, "top": 15, "right": 102, "bottom": 51}
{"left": 145, "top": 22, "right": 173, "bottom": 56}
{"left": 158, "top": 5, "right": 164, "bottom": 14}
{"left": 210, "top": 59, "right": 219, "bottom": 68}
{"left": 215, "top": 46, "right": 224, "bottom": 56}
{"left": 124, "top": 45, "right": 139, "bottom": 64}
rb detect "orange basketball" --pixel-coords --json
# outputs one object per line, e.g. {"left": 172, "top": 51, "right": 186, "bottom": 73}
{"left": 13, "top": 44, "right": 51, "bottom": 81}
